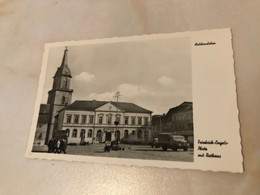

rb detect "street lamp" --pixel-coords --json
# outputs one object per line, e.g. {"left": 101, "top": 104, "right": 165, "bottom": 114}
{"left": 113, "top": 91, "right": 121, "bottom": 141}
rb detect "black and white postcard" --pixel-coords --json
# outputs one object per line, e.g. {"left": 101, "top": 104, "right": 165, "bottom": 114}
{"left": 26, "top": 28, "right": 243, "bottom": 172}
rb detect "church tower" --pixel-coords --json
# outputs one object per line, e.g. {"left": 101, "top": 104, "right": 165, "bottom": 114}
{"left": 45, "top": 47, "right": 73, "bottom": 143}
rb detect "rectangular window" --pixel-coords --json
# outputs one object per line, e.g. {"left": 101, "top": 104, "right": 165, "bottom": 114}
{"left": 138, "top": 117, "right": 142, "bottom": 125}
{"left": 124, "top": 117, "right": 129, "bottom": 125}
{"left": 107, "top": 116, "right": 112, "bottom": 124}
{"left": 131, "top": 117, "right": 136, "bottom": 125}
{"left": 144, "top": 117, "right": 148, "bottom": 125}
{"left": 74, "top": 115, "right": 79, "bottom": 124}
{"left": 89, "top": 116, "right": 94, "bottom": 124}
{"left": 66, "top": 115, "right": 72, "bottom": 123}
{"left": 81, "top": 115, "right": 87, "bottom": 124}
{"left": 99, "top": 116, "right": 103, "bottom": 124}
{"left": 115, "top": 116, "right": 120, "bottom": 124}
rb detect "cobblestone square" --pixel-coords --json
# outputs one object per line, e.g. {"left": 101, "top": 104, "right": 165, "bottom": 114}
{"left": 65, "top": 144, "right": 193, "bottom": 162}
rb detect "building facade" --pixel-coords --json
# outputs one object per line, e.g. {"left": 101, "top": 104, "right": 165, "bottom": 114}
{"left": 33, "top": 104, "right": 50, "bottom": 146}
{"left": 152, "top": 102, "right": 194, "bottom": 146}
{"left": 56, "top": 100, "right": 152, "bottom": 144}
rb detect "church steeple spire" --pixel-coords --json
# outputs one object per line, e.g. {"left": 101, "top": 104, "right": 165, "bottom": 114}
{"left": 48, "top": 46, "right": 73, "bottom": 97}
{"left": 54, "top": 47, "right": 71, "bottom": 78}
{"left": 61, "top": 46, "right": 68, "bottom": 68}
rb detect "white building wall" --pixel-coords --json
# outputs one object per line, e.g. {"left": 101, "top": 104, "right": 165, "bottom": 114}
{"left": 60, "top": 109, "right": 152, "bottom": 144}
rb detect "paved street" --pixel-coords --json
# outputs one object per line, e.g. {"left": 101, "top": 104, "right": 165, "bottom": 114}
{"left": 66, "top": 144, "right": 193, "bottom": 162}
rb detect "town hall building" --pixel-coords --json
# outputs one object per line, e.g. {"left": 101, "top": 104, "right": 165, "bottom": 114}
{"left": 56, "top": 100, "right": 152, "bottom": 144}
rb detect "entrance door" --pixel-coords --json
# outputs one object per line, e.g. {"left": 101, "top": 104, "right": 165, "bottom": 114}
{"left": 96, "top": 130, "right": 102, "bottom": 143}
{"left": 105, "top": 132, "right": 112, "bottom": 141}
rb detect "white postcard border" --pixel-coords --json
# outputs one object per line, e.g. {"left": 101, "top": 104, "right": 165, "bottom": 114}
{"left": 26, "top": 28, "right": 243, "bottom": 173}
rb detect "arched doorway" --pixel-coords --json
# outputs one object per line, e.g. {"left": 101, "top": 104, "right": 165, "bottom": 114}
{"left": 137, "top": 130, "right": 142, "bottom": 139}
{"left": 80, "top": 129, "right": 86, "bottom": 144}
{"left": 66, "top": 129, "right": 70, "bottom": 138}
{"left": 96, "top": 130, "right": 102, "bottom": 143}
{"left": 124, "top": 130, "right": 129, "bottom": 138}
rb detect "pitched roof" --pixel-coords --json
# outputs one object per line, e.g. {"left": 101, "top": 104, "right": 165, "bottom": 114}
{"left": 65, "top": 100, "right": 152, "bottom": 113}
{"left": 111, "top": 102, "right": 152, "bottom": 113}
{"left": 66, "top": 100, "right": 107, "bottom": 111}
{"left": 38, "top": 104, "right": 50, "bottom": 123}
{"left": 166, "top": 101, "right": 193, "bottom": 115}
{"left": 39, "top": 104, "right": 50, "bottom": 114}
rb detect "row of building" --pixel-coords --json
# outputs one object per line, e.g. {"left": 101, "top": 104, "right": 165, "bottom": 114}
{"left": 152, "top": 102, "right": 194, "bottom": 145}
{"left": 33, "top": 48, "right": 193, "bottom": 149}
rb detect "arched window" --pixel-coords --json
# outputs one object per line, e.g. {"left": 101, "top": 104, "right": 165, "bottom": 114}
{"left": 115, "top": 130, "right": 121, "bottom": 140}
{"left": 88, "top": 129, "right": 92, "bottom": 138}
{"left": 80, "top": 129, "right": 86, "bottom": 138}
{"left": 72, "top": 129, "right": 77, "bottom": 137}
{"left": 137, "top": 130, "right": 142, "bottom": 139}
{"left": 62, "top": 96, "right": 66, "bottom": 104}
{"left": 132, "top": 130, "right": 135, "bottom": 136}
{"left": 124, "top": 130, "right": 129, "bottom": 138}
{"left": 66, "top": 129, "right": 70, "bottom": 137}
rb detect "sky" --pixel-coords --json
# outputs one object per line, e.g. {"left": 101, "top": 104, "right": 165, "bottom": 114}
{"left": 41, "top": 37, "right": 192, "bottom": 115}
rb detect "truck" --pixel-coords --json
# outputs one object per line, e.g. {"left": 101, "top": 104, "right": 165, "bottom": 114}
{"left": 158, "top": 133, "right": 188, "bottom": 151}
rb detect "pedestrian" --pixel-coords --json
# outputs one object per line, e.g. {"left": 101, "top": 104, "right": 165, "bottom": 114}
{"left": 56, "top": 139, "right": 61, "bottom": 153}
{"left": 48, "top": 138, "right": 54, "bottom": 153}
